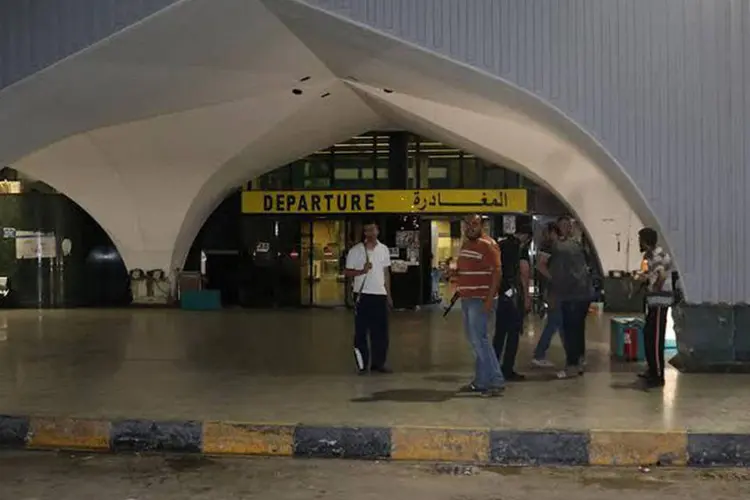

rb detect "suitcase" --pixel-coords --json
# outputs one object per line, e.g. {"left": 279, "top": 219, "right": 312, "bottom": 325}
{"left": 610, "top": 317, "right": 645, "bottom": 362}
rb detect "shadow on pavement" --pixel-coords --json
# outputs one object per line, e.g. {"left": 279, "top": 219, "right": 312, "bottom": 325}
{"left": 422, "top": 374, "right": 464, "bottom": 383}
{"left": 610, "top": 380, "right": 647, "bottom": 392}
{"left": 351, "top": 389, "right": 458, "bottom": 403}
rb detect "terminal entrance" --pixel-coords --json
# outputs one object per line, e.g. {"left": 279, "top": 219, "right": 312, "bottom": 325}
{"left": 187, "top": 131, "right": 604, "bottom": 310}
{"left": 239, "top": 211, "right": 504, "bottom": 310}
{"left": 301, "top": 218, "right": 349, "bottom": 307}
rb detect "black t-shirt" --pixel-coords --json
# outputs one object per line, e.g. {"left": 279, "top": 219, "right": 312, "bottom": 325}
{"left": 499, "top": 236, "right": 530, "bottom": 292}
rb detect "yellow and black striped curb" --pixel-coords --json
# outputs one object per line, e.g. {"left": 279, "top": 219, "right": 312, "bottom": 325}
{"left": 0, "top": 415, "right": 745, "bottom": 466}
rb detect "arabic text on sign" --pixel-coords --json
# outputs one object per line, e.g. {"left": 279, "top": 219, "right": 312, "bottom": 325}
{"left": 409, "top": 191, "right": 510, "bottom": 212}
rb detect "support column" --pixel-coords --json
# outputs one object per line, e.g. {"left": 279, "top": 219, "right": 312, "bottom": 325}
{"left": 118, "top": 247, "right": 176, "bottom": 306}
{"left": 671, "top": 304, "right": 750, "bottom": 372}
{"left": 388, "top": 132, "right": 409, "bottom": 189}
{"left": 385, "top": 132, "right": 421, "bottom": 309}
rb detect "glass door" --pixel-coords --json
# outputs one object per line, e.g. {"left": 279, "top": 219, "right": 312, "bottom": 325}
{"left": 311, "top": 219, "right": 346, "bottom": 307}
{"left": 300, "top": 221, "right": 312, "bottom": 306}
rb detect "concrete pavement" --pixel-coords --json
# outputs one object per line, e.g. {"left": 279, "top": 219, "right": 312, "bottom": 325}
{"left": 0, "top": 308, "right": 748, "bottom": 466}
{"left": 1, "top": 453, "right": 750, "bottom": 500}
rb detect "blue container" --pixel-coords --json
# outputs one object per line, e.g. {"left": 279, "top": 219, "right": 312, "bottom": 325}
{"left": 610, "top": 317, "right": 646, "bottom": 362}
{"left": 180, "top": 290, "right": 222, "bottom": 311}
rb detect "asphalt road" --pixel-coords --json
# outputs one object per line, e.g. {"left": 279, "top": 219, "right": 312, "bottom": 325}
{"left": 1, "top": 452, "right": 749, "bottom": 499}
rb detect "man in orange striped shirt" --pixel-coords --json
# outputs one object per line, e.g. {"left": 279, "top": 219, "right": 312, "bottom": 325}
{"left": 454, "top": 214, "right": 504, "bottom": 397}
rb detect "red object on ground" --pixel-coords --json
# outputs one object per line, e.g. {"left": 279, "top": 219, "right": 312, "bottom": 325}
{"left": 623, "top": 327, "right": 639, "bottom": 361}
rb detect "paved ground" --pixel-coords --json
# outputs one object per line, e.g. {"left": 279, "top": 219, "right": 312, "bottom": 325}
{"left": 1, "top": 453, "right": 749, "bottom": 499}
{"left": 0, "top": 308, "right": 748, "bottom": 432}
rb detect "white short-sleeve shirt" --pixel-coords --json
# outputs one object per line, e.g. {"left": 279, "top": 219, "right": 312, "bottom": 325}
{"left": 345, "top": 241, "right": 391, "bottom": 296}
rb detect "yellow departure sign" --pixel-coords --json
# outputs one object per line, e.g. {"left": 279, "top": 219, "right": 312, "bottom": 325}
{"left": 241, "top": 189, "right": 527, "bottom": 214}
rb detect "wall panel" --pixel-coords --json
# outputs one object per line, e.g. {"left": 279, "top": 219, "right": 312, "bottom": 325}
{"left": 302, "top": 0, "right": 750, "bottom": 303}
{"left": 0, "top": 0, "right": 179, "bottom": 90}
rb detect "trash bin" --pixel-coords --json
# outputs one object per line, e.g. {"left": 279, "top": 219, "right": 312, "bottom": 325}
{"left": 610, "top": 317, "right": 646, "bottom": 362}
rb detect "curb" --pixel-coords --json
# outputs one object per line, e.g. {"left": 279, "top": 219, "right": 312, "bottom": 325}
{"left": 1, "top": 415, "right": 748, "bottom": 466}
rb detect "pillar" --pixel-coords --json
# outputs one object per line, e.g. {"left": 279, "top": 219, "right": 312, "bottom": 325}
{"left": 385, "top": 132, "right": 422, "bottom": 308}
{"left": 387, "top": 132, "right": 409, "bottom": 190}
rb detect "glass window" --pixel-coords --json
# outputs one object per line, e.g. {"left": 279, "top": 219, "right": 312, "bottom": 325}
{"left": 260, "top": 166, "right": 291, "bottom": 190}
{"left": 484, "top": 165, "right": 508, "bottom": 189}
{"left": 252, "top": 132, "right": 555, "bottom": 193}
{"left": 304, "top": 178, "right": 330, "bottom": 189}
{"left": 291, "top": 158, "right": 330, "bottom": 189}
{"left": 506, "top": 171, "right": 521, "bottom": 189}
{"left": 374, "top": 135, "right": 389, "bottom": 189}
{"left": 414, "top": 136, "right": 463, "bottom": 189}
{"left": 330, "top": 135, "right": 375, "bottom": 189}
{"left": 426, "top": 157, "right": 458, "bottom": 189}
{"left": 429, "top": 167, "right": 448, "bottom": 179}
{"left": 334, "top": 168, "right": 360, "bottom": 180}
{"left": 462, "top": 156, "right": 483, "bottom": 189}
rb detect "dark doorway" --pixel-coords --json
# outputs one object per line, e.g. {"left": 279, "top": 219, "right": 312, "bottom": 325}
{"left": 205, "top": 251, "right": 240, "bottom": 306}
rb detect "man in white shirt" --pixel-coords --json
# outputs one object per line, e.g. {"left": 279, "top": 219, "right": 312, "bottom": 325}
{"left": 344, "top": 220, "right": 393, "bottom": 375}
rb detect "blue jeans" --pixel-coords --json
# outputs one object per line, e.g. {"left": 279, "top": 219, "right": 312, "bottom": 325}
{"left": 533, "top": 303, "right": 563, "bottom": 360}
{"left": 462, "top": 298, "right": 504, "bottom": 389}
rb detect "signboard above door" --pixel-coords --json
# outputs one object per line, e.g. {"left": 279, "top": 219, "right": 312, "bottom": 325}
{"left": 241, "top": 189, "right": 527, "bottom": 215}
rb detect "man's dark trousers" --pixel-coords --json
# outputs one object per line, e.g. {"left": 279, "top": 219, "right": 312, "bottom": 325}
{"left": 493, "top": 292, "right": 523, "bottom": 376}
{"left": 353, "top": 293, "right": 389, "bottom": 371}
{"left": 643, "top": 304, "right": 668, "bottom": 383}
{"left": 560, "top": 299, "right": 590, "bottom": 367}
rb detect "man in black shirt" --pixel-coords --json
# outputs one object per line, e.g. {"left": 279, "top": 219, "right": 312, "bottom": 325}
{"left": 493, "top": 217, "right": 532, "bottom": 381}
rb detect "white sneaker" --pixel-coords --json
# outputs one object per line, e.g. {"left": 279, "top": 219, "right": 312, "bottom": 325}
{"left": 531, "top": 359, "right": 554, "bottom": 368}
{"left": 556, "top": 367, "right": 579, "bottom": 379}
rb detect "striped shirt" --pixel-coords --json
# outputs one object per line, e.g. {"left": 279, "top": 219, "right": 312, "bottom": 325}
{"left": 644, "top": 246, "right": 673, "bottom": 293}
{"left": 456, "top": 236, "right": 501, "bottom": 298}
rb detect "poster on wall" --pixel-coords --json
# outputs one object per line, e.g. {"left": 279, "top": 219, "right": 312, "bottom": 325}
{"left": 14, "top": 231, "right": 56, "bottom": 260}
{"left": 406, "top": 248, "right": 420, "bottom": 265}
{"left": 502, "top": 215, "right": 516, "bottom": 235}
{"left": 395, "top": 231, "right": 417, "bottom": 249}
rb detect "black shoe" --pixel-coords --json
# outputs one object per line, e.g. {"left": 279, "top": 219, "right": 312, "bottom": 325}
{"left": 371, "top": 366, "right": 392, "bottom": 374}
{"left": 642, "top": 377, "right": 665, "bottom": 389}
{"left": 357, "top": 369, "right": 368, "bottom": 376}
{"left": 503, "top": 371, "right": 526, "bottom": 382}
{"left": 480, "top": 387, "right": 505, "bottom": 398}
{"left": 637, "top": 371, "right": 648, "bottom": 379}
{"left": 458, "top": 383, "right": 482, "bottom": 394}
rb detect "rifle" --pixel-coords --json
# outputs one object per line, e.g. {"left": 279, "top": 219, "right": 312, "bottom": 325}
{"left": 443, "top": 291, "right": 460, "bottom": 317}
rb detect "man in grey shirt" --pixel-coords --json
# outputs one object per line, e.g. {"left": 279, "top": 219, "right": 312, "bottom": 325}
{"left": 538, "top": 216, "right": 594, "bottom": 379}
